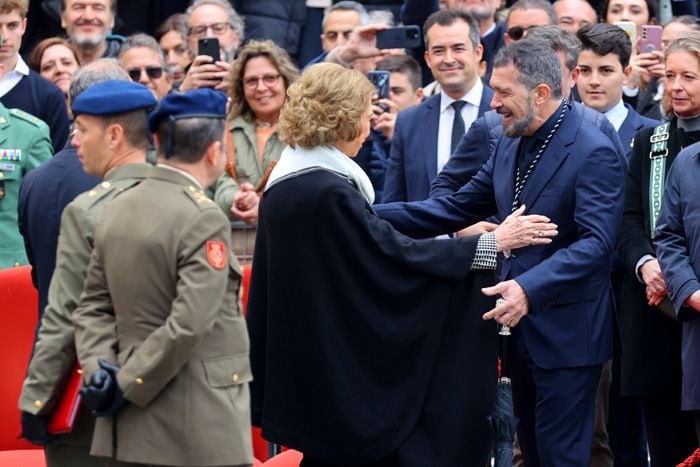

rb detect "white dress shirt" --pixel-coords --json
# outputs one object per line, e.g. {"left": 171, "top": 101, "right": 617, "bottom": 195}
{"left": 436, "top": 79, "right": 483, "bottom": 173}
{"left": 603, "top": 99, "right": 629, "bottom": 132}
{"left": 0, "top": 56, "right": 29, "bottom": 98}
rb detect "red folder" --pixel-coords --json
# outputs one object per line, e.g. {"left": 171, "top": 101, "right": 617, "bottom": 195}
{"left": 47, "top": 362, "right": 82, "bottom": 434}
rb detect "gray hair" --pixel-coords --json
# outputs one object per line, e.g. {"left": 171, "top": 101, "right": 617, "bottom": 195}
{"left": 118, "top": 33, "right": 167, "bottom": 69}
{"left": 507, "top": 0, "right": 557, "bottom": 26}
{"left": 322, "top": 1, "right": 369, "bottom": 30}
{"left": 68, "top": 58, "right": 129, "bottom": 102}
{"left": 525, "top": 25, "right": 581, "bottom": 71}
{"left": 493, "top": 40, "right": 563, "bottom": 98}
{"left": 186, "top": 0, "right": 245, "bottom": 40}
{"left": 367, "top": 10, "right": 394, "bottom": 26}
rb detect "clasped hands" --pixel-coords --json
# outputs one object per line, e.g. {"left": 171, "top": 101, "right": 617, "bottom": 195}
{"left": 231, "top": 182, "right": 260, "bottom": 225}
{"left": 79, "top": 358, "right": 126, "bottom": 417}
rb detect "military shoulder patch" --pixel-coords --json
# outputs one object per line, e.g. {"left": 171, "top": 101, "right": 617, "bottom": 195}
{"left": 206, "top": 240, "right": 227, "bottom": 269}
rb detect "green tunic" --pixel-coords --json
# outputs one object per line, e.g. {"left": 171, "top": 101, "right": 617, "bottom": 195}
{"left": 0, "top": 104, "right": 52, "bottom": 268}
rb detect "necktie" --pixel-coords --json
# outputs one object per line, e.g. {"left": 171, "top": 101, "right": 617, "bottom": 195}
{"left": 451, "top": 100, "right": 467, "bottom": 154}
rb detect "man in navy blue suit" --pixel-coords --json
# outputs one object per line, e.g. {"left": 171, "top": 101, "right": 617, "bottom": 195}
{"left": 429, "top": 26, "right": 625, "bottom": 201}
{"left": 382, "top": 9, "right": 494, "bottom": 203}
{"left": 375, "top": 40, "right": 625, "bottom": 466}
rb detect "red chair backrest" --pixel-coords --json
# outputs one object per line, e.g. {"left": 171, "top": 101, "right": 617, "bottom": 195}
{"left": 0, "top": 266, "right": 41, "bottom": 450}
{"left": 241, "top": 264, "right": 252, "bottom": 315}
{"left": 261, "top": 449, "right": 302, "bottom": 466}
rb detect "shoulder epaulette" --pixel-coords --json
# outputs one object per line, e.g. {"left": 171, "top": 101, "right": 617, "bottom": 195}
{"left": 9, "top": 108, "right": 44, "bottom": 128}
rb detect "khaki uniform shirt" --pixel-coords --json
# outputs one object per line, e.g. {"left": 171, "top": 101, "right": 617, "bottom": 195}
{"left": 18, "top": 163, "right": 151, "bottom": 444}
{"left": 74, "top": 166, "right": 252, "bottom": 466}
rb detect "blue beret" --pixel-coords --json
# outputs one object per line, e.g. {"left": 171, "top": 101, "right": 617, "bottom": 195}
{"left": 148, "top": 88, "right": 228, "bottom": 133}
{"left": 71, "top": 80, "right": 157, "bottom": 116}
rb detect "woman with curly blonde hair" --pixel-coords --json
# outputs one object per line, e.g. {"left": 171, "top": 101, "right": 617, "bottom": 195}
{"left": 246, "top": 63, "right": 556, "bottom": 467}
{"left": 212, "top": 39, "right": 299, "bottom": 224}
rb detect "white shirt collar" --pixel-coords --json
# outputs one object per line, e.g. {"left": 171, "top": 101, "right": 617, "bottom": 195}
{"left": 439, "top": 78, "right": 484, "bottom": 113}
{"left": 603, "top": 99, "right": 628, "bottom": 132}
{"left": 15, "top": 56, "right": 29, "bottom": 76}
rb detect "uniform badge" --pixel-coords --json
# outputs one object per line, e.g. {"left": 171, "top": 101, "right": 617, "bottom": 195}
{"left": 0, "top": 149, "right": 21, "bottom": 161}
{"left": 206, "top": 240, "right": 227, "bottom": 269}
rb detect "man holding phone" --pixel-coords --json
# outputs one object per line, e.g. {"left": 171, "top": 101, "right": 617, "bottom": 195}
{"left": 179, "top": 0, "right": 243, "bottom": 92}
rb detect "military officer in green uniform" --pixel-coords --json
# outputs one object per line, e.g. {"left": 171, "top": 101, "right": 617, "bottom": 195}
{"left": 73, "top": 88, "right": 253, "bottom": 467}
{"left": 0, "top": 103, "right": 51, "bottom": 268}
{"left": 18, "top": 80, "right": 157, "bottom": 467}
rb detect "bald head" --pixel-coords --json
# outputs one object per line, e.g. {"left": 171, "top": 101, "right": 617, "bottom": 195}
{"left": 554, "top": 0, "right": 597, "bottom": 33}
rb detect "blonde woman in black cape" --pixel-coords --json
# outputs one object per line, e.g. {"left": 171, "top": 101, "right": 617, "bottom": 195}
{"left": 246, "top": 63, "right": 558, "bottom": 467}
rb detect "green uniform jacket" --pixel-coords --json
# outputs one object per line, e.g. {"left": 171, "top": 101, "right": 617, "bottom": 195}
{"left": 212, "top": 115, "right": 285, "bottom": 219}
{"left": 74, "top": 166, "right": 252, "bottom": 466}
{"left": 18, "top": 163, "right": 151, "bottom": 447}
{"left": 0, "top": 104, "right": 52, "bottom": 268}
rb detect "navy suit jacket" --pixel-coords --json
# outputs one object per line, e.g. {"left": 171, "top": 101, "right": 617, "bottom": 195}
{"left": 375, "top": 106, "right": 625, "bottom": 369}
{"left": 617, "top": 103, "right": 659, "bottom": 158}
{"left": 430, "top": 102, "right": 626, "bottom": 198}
{"left": 18, "top": 146, "right": 100, "bottom": 318}
{"left": 382, "top": 86, "right": 494, "bottom": 202}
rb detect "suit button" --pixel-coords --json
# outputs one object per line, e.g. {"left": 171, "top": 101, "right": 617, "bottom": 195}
{"left": 135, "top": 377, "right": 144, "bottom": 385}
{"left": 34, "top": 400, "right": 43, "bottom": 409}
{"left": 511, "top": 253, "right": 517, "bottom": 258}
{"left": 232, "top": 374, "right": 239, "bottom": 383}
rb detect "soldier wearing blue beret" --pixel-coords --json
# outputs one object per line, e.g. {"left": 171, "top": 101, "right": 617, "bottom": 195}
{"left": 19, "top": 79, "right": 157, "bottom": 467}
{"left": 73, "top": 88, "right": 253, "bottom": 467}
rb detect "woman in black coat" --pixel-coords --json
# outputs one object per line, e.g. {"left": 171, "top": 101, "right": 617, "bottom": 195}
{"left": 618, "top": 36, "right": 700, "bottom": 466}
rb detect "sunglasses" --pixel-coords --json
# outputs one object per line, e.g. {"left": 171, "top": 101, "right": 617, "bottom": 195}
{"left": 127, "top": 66, "right": 164, "bottom": 81}
{"left": 506, "top": 25, "right": 540, "bottom": 41}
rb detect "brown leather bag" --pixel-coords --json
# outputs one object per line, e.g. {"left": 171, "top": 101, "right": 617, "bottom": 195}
{"left": 224, "top": 130, "right": 277, "bottom": 194}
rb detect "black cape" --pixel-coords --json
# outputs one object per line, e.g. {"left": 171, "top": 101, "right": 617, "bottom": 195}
{"left": 247, "top": 168, "right": 497, "bottom": 466}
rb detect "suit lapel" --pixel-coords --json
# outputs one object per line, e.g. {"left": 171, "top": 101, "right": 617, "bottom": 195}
{"left": 519, "top": 116, "right": 575, "bottom": 209}
{"left": 493, "top": 136, "right": 519, "bottom": 212}
{"left": 422, "top": 96, "right": 441, "bottom": 181}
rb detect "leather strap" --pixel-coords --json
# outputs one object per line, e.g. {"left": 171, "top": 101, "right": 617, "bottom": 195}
{"left": 648, "top": 122, "right": 671, "bottom": 237}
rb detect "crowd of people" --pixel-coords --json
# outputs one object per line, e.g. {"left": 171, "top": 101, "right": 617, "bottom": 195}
{"left": 2, "top": 0, "right": 700, "bottom": 466}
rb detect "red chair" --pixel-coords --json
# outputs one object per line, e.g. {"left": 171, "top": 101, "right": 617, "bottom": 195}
{"left": 0, "top": 265, "right": 46, "bottom": 465}
{"left": 241, "top": 264, "right": 252, "bottom": 315}
{"left": 261, "top": 449, "right": 303, "bottom": 466}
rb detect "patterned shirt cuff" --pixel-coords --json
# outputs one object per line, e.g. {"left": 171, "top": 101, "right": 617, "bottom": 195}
{"left": 471, "top": 232, "right": 498, "bottom": 270}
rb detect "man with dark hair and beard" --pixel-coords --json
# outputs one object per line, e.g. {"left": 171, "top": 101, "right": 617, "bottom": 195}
{"left": 60, "top": 0, "right": 123, "bottom": 64}
{"left": 375, "top": 40, "right": 625, "bottom": 466}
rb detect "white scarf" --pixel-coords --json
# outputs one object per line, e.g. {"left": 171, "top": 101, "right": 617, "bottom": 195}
{"left": 265, "top": 145, "right": 375, "bottom": 205}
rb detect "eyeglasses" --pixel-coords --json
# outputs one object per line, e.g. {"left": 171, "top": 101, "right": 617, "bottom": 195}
{"left": 505, "top": 25, "right": 540, "bottom": 41}
{"left": 323, "top": 30, "right": 353, "bottom": 42}
{"left": 243, "top": 73, "right": 281, "bottom": 89}
{"left": 127, "top": 66, "right": 164, "bottom": 81}
{"left": 189, "top": 22, "right": 232, "bottom": 38}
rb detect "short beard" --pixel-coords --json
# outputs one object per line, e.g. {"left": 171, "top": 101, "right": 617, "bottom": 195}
{"left": 464, "top": 5, "right": 495, "bottom": 22}
{"left": 72, "top": 33, "right": 106, "bottom": 50}
{"left": 502, "top": 100, "right": 536, "bottom": 137}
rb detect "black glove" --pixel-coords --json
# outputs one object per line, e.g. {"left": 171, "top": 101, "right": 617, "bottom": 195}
{"left": 79, "top": 358, "right": 126, "bottom": 417}
{"left": 20, "top": 411, "right": 53, "bottom": 445}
